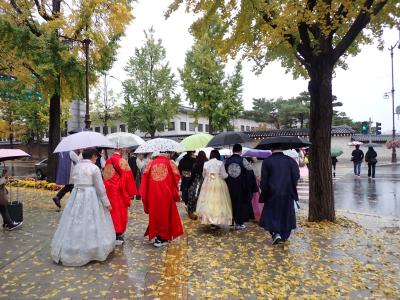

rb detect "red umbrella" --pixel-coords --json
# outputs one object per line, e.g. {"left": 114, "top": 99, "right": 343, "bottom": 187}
{"left": 0, "top": 149, "right": 30, "bottom": 162}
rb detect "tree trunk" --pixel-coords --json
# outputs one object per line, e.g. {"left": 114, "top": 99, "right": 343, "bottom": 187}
{"left": 8, "top": 121, "right": 13, "bottom": 148}
{"left": 47, "top": 92, "right": 61, "bottom": 182}
{"left": 308, "top": 60, "right": 335, "bottom": 222}
{"left": 208, "top": 115, "right": 213, "bottom": 134}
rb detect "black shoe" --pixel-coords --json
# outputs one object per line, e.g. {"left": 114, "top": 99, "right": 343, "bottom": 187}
{"left": 153, "top": 237, "right": 168, "bottom": 248}
{"left": 52, "top": 197, "right": 61, "bottom": 208}
{"left": 272, "top": 233, "right": 282, "bottom": 245}
{"left": 115, "top": 235, "right": 125, "bottom": 246}
{"left": 5, "top": 221, "right": 23, "bottom": 231}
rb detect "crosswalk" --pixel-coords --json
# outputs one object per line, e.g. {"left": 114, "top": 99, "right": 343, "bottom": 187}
{"left": 297, "top": 172, "right": 346, "bottom": 203}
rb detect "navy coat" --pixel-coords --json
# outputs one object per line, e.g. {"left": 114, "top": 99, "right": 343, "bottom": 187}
{"left": 259, "top": 152, "right": 300, "bottom": 234}
{"left": 55, "top": 151, "right": 72, "bottom": 185}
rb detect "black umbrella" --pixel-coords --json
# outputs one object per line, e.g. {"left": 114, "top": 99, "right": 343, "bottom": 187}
{"left": 256, "top": 136, "right": 311, "bottom": 150}
{"left": 206, "top": 132, "right": 251, "bottom": 147}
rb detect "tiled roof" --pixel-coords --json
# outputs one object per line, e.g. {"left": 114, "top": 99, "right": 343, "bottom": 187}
{"left": 248, "top": 125, "right": 355, "bottom": 139}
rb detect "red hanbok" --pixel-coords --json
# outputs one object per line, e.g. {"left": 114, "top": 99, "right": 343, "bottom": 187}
{"left": 140, "top": 155, "right": 183, "bottom": 241}
{"left": 103, "top": 152, "right": 137, "bottom": 234}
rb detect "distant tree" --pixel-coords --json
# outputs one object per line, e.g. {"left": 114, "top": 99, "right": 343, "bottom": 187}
{"left": 122, "top": 29, "right": 180, "bottom": 138}
{"left": 180, "top": 28, "right": 243, "bottom": 133}
{"left": 92, "top": 75, "right": 121, "bottom": 135}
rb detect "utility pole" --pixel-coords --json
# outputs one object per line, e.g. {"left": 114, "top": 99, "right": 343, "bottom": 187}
{"left": 368, "top": 117, "right": 372, "bottom": 144}
{"left": 84, "top": 38, "right": 91, "bottom": 129}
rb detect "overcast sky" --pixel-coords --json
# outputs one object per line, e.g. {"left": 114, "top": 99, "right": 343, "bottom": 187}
{"left": 106, "top": 0, "right": 400, "bottom": 133}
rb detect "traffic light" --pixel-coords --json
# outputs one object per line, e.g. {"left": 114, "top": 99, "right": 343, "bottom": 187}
{"left": 361, "top": 121, "right": 369, "bottom": 134}
{"left": 376, "top": 122, "right": 382, "bottom": 135}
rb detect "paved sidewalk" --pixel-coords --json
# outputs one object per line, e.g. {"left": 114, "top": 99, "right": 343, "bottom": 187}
{"left": 0, "top": 188, "right": 399, "bottom": 299}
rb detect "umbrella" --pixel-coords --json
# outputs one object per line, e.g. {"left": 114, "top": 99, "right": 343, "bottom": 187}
{"left": 180, "top": 133, "right": 213, "bottom": 151}
{"left": 256, "top": 136, "right": 311, "bottom": 150}
{"left": 53, "top": 131, "right": 113, "bottom": 153}
{"left": 331, "top": 145, "right": 344, "bottom": 157}
{"left": 195, "top": 147, "right": 232, "bottom": 158}
{"left": 106, "top": 132, "right": 145, "bottom": 149}
{"left": 0, "top": 149, "right": 30, "bottom": 162}
{"left": 207, "top": 132, "right": 251, "bottom": 147}
{"left": 348, "top": 141, "right": 363, "bottom": 146}
{"left": 242, "top": 148, "right": 272, "bottom": 158}
{"left": 135, "top": 138, "right": 183, "bottom": 154}
{"left": 283, "top": 149, "right": 299, "bottom": 158}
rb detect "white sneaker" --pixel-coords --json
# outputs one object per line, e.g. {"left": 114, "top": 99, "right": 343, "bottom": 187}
{"left": 115, "top": 239, "right": 124, "bottom": 246}
{"left": 235, "top": 224, "right": 246, "bottom": 230}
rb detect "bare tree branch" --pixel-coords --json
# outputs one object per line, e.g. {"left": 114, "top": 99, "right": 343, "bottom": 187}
{"left": 9, "top": 0, "right": 42, "bottom": 37}
{"left": 22, "top": 62, "right": 42, "bottom": 82}
{"left": 33, "top": 0, "right": 54, "bottom": 21}
{"left": 333, "top": 0, "right": 388, "bottom": 62}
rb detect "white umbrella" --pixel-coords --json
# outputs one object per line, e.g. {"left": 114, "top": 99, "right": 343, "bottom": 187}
{"left": 283, "top": 149, "right": 299, "bottom": 158}
{"left": 195, "top": 147, "right": 232, "bottom": 158}
{"left": 106, "top": 132, "right": 145, "bottom": 149}
{"left": 135, "top": 138, "right": 183, "bottom": 154}
{"left": 0, "top": 149, "right": 30, "bottom": 162}
{"left": 53, "top": 131, "right": 113, "bottom": 153}
{"left": 348, "top": 141, "right": 363, "bottom": 146}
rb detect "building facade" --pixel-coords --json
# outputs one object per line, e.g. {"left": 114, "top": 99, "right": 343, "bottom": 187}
{"left": 88, "top": 105, "right": 267, "bottom": 138}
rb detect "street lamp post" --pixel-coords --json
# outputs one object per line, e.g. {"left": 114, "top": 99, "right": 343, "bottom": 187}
{"left": 388, "top": 34, "right": 400, "bottom": 163}
{"left": 83, "top": 39, "right": 91, "bottom": 129}
{"left": 62, "top": 36, "right": 92, "bottom": 130}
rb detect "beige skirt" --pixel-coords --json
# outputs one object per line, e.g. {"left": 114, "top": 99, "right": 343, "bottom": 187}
{"left": 196, "top": 174, "right": 232, "bottom": 225}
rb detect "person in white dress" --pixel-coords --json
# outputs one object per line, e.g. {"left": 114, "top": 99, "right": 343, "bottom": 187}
{"left": 51, "top": 148, "right": 115, "bottom": 267}
{"left": 196, "top": 150, "right": 232, "bottom": 226}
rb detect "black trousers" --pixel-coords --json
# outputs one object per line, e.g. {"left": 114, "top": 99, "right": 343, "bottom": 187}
{"left": 56, "top": 184, "right": 74, "bottom": 201}
{"left": 368, "top": 163, "right": 376, "bottom": 178}
{"left": 0, "top": 204, "right": 13, "bottom": 225}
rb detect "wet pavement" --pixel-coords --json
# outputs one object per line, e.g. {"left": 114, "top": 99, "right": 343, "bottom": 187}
{"left": 0, "top": 185, "right": 399, "bottom": 299}
{"left": 296, "top": 164, "right": 400, "bottom": 220}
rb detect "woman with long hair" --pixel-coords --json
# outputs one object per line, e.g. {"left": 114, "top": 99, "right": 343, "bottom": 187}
{"left": 187, "top": 151, "right": 208, "bottom": 220}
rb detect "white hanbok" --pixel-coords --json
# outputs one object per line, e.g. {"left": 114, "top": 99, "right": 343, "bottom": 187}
{"left": 196, "top": 158, "right": 232, "bottom": 225}
{"left": 51, "top": 160, "right": 115, "bottom": 266}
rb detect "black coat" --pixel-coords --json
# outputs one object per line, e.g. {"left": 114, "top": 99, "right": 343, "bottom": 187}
{"left": 365, "top": 149, "right": 377, "bottom": 164}
{"left": 259, "top": 152, "right": 300, "bottom": 234}
{"left": 128, "top": 156, "right": 139, "bottom": 178}
{"left": 351, "top": 149, "right": 364, "bottom": 163}
{"left": 178, "top": 155, "right": 196, "bottom": 203}
{"left": 225, "top": 154, "right": 252, "bottom": 224}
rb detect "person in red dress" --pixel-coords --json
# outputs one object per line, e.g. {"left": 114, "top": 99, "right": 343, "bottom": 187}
{"left": 140, "top": 153, "right": 183, "bottom": 247}
{"left": 103, "top": 150, "right": 137, "bottom": 245}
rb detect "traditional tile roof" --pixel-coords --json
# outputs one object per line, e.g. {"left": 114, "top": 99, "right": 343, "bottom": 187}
{"left": 247, "top": 125, "right": 355, "bottom": 140}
